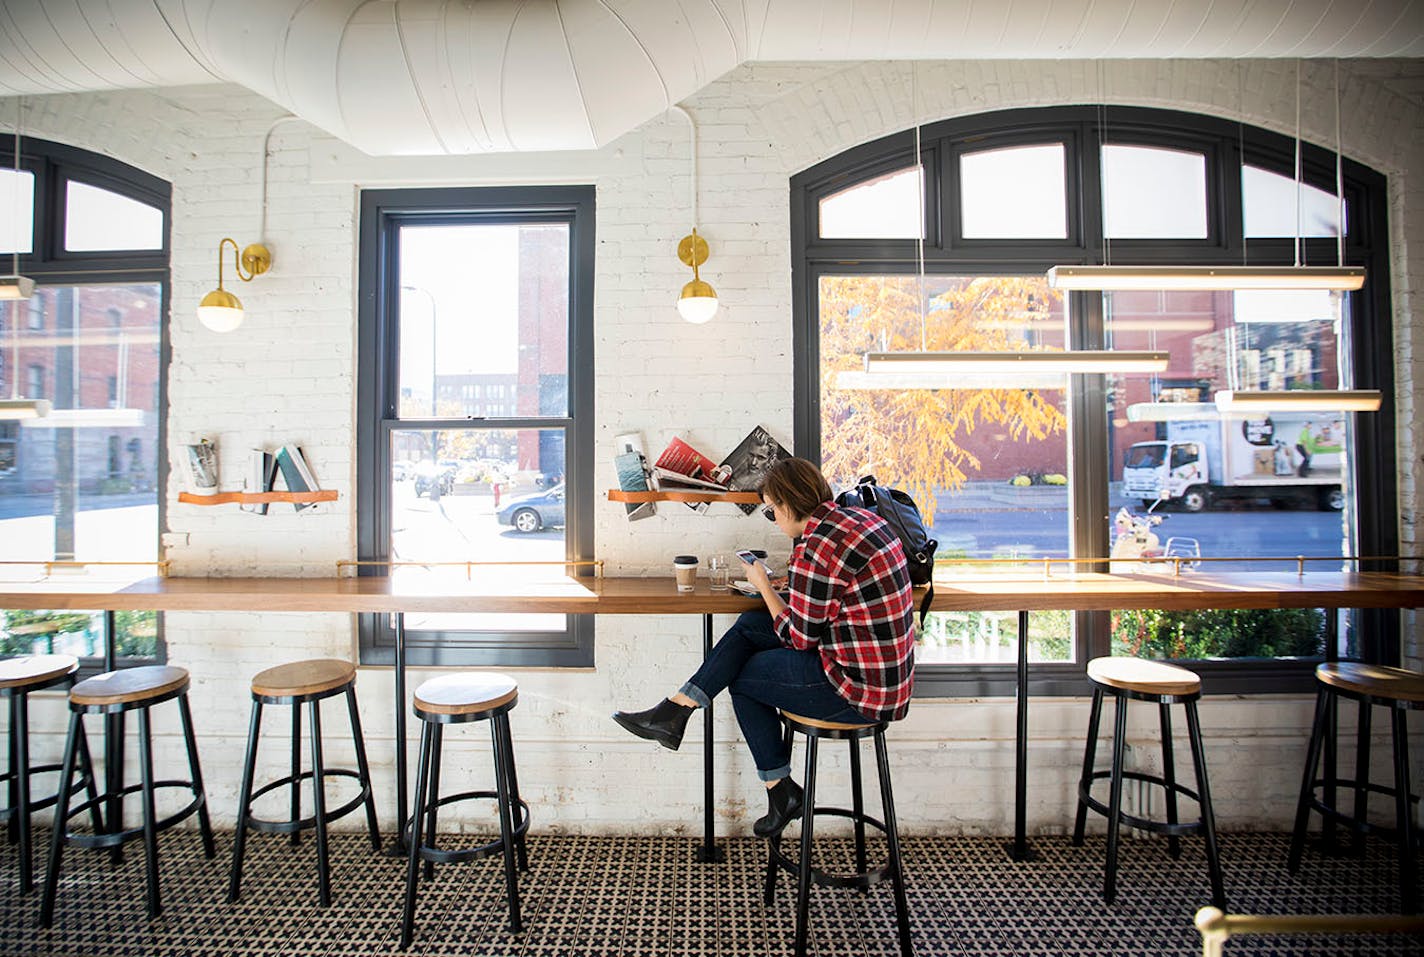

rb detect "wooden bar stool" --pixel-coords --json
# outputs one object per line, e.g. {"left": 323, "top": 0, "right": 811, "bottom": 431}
{"left": 1, "top": 655, "right": 102, "bottom": 894}
{"left": 401, "top": 672, "right": 529, "bottom": 950}
{"left": 39, "top": 665, "right": 215, "bottom": 926}
{"left": 229, "top": 658, "right": 381, "bottom": 906}
{"left": 763, "top": 711, "right": 913, "bottom": 957}
{"left": 1072, "top": 657, "right": 1225, "bottom": 909}
{"left": 1288, "top": 662, "right": 1423, "bottom": 913}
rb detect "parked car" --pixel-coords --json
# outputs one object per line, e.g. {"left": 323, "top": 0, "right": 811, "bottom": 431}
{"left": 413, "top": 461, "right": 454, "bottom": 498}
{"left": 391, "top": 460, "right": 412, "bottom": 482}
{"left": 496, "top": 483, "right": 565, "bottom": 533}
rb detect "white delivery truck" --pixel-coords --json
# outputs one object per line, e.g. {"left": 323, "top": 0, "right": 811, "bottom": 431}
{"left": 1121, "top": 411, "right": 1345, "bottom": 512}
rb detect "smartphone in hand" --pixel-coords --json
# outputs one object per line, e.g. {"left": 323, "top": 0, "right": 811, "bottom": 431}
{"left": 735, "top": 549, "right": 765, "bottom": 570}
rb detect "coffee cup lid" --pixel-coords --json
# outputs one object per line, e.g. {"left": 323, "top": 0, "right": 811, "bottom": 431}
{"left": 673, "top": 555, "right": 698, "bottom": 564}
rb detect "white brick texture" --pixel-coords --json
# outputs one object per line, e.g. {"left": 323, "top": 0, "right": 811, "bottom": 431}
{"left": 3, "top": 58, "right": 1422, "bottom": 835}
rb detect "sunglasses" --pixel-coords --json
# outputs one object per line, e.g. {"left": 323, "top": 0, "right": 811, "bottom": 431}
{"left": 762, "top": 503, "right": 776, "bottom": 522}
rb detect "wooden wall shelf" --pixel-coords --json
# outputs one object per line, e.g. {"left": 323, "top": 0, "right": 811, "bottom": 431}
{"left": 178, "top": 490, "right": 339, "bottom": 506}
{"left": 607, "top": 489, "right": 761, "bottom": 505}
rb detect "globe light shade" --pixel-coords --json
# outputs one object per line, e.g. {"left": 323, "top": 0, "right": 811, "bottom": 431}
{"left": 197, "top": 287, "right": 245, "bottom": 333}
{"left": 677, "top": 279, "right": 718, "bottom": 324}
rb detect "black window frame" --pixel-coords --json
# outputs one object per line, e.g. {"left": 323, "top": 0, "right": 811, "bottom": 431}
{"left": 791, "top": 106, "right": 1396, "bottom": 699}
{"left": 355, "top": 185, "right": 596, "bottom": 668}
{"left": 1, "top": 134, "right": 172, "bottom": 673}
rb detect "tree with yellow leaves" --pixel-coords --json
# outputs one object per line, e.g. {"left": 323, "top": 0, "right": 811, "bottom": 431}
{"left": 819, "top": 275, "right": 1069, "bottom": 523}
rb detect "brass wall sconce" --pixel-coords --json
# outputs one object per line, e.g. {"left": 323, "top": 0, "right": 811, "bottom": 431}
{"left": 676, "top": 228, "right": 718, "bottom": 324}
{"left": 196, "top": 238, "right": 272, "bottom": 332}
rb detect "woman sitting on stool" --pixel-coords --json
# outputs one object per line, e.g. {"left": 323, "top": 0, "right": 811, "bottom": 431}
{"left": 612, "top": 457, "right": 916, "bottom": 836}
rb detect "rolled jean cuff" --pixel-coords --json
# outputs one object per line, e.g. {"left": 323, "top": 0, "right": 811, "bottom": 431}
{"left": 678, "top": 681, "right": 712, "bottom": 710}
{"left": 757, "top": 764, "right": 792, "bottom": 783}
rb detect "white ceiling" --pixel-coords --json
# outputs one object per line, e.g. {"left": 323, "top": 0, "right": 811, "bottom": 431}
{"left": 1, "top": 1, "right": 1420, "bottom": 156}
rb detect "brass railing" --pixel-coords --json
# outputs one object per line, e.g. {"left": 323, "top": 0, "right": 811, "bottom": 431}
{"left": 1194, "top": 906, "right": 1424, "bottom": 956}
{"left": 334, "top": 559, "right": 605, "bottom": 579}
{"left": 0, "top": 559, "right": 172, "bottom": 577}
{"left": 931, "top": 554, "right": 1422, "bottom": 580}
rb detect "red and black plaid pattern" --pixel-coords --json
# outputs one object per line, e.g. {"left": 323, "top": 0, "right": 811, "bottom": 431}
{"left": 773, "top": 501, "right": 916, "bottom": 721}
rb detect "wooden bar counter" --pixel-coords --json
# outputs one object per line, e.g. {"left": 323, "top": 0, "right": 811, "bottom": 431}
{"left": 3, "top": 569, "right": 1422, "bottom": 614}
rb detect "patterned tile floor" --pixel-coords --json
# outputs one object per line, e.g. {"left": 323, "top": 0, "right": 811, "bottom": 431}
{"left": 0, "top": 829, "right": 1420, "bottom": 956}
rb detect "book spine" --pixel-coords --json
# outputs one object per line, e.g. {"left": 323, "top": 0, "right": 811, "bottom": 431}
{"left": 241, "top": 449, "right": 274, "bottom": 515}
{"left": 275, "top": 446, "right": 314, "bottom": 511}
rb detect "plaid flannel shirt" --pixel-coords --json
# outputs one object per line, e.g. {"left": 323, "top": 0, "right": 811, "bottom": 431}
{"left": 772, "top": 501, "right": 916, "bottom": 722}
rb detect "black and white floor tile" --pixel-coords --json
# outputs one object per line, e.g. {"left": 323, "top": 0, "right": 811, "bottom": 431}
{"left": 1, "top": 829, "right": 1419, "bottom": 956}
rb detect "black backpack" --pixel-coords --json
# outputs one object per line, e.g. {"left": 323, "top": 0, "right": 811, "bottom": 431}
{"left": 835, "top": 475, "right": 938, "bottom": 624}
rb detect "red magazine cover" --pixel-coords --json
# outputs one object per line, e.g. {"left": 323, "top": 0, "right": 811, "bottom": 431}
{"left": 654, "top": 437, "right": 722, "bottom": 484}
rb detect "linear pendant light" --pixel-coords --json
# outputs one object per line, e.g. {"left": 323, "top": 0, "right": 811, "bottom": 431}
{"left": 865, "top": 350, "right": 1169, "bottom": 375}
{"left": 1046, "top": 265, "right": 1365, "bottom": 291}
{"left": 1214, "top": 390, "right": 1381, "bottom": 413}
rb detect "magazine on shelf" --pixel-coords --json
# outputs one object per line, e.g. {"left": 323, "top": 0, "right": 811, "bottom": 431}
{"left": 274, "top": 445, "right": 321, "bottom": 511}
{"left": 241, "top": 448, "right": 278, "bottom": 515}
{"left": 654, "top": 436, "right": 726, "bottom": 513}
{"left": 716, "top": 425, "right": 792, "bottom": 515}
{"left": 613, "top": 450, "right": 657, "bottom": 522}
{"left": 182, "top": 440, "right": 219, "bottom": 496}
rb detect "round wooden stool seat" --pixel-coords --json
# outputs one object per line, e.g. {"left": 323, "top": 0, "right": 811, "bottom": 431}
{"left": 780, "top": 710, "right": 876, "bottom": 732}
{"left": 0, "top": 654, "right": 78, "bottom": 691}
{"left": 414, "top": 673, "right": 518, "bottom": 716}
{"left": 1088, "top": 657, "right": 1201, "bottom": 697}
{"left": 251, "top": 658, "right": 356, "bottom": 699}
{"left": 69, "top": 665, "right": 188, "bottom": 708}
{"left": 1316, "top": 662, "right": 1424, "bottom": 703}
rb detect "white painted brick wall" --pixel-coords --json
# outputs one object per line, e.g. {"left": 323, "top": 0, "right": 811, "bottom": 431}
{"left": 3, "top": 58, "right": 1422, "bottom": 837}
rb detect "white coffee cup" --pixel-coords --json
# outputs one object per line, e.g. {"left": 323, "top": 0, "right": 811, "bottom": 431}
{"left": 673, "top": 554, "right": 699, "bottom": 592}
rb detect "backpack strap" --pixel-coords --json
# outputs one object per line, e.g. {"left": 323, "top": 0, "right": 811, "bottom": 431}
{"left": 918, "top": 582, "right": 934, "bottom": 628}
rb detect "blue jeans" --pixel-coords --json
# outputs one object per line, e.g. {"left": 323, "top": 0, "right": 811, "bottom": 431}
{"left": 680, "top": 611, "right": 864, "bottom": 781}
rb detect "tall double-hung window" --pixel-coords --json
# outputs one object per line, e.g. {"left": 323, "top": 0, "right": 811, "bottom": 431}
{"left": 0, "top": 137, "right": 169, "bottom": 664}
{"left": 356, "top": 187, "right": 595, "bottom": 667}
{"left": 791, "top": 107, "right": 1395, "bottom": 696}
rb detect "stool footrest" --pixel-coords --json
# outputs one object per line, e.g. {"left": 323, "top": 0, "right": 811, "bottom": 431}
{"left": 0, "top": 762, "right": 94, "bottom": 818}
{"left": 1308, "top": 778, "right": 1422, "bottom": 845}
{"left": 243, "top": 768, "right": 373, "bottom": 835}
{"left": 403, "top": 789, "right": 531, "bottom": 865}
{"left": 61, "top": 781, "right": 206, "bottom": 850}
{"left": 1079, "top": 770, "right": 1207, "bottom": 838}
{"left": 768, "top": 806, "right": 894, "bottom": 891}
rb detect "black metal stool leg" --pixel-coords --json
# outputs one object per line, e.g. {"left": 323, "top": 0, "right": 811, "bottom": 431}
{"left": 1322, "top": 690, "right": 1340, "bottom": 854}
{"left": 1185, "top": 700, "right": 1226, "bottom": 910}
{"left": 1073, "top": 688, "right": 1105, "bottom": 845}
{"left": 1289, "top": 687, "right": 1331, "bottom": 873}
{"left": 6, "top": 694, "right": 17, "bottom": 846}
{"left": 1159, "top": 701, "right": 1182, "bottom": 859}
{"left": 492, "top": 712, "right": 523, "bottom": 933}
{"left": 793, "top": 733, "right": 820, "bottom": 957}
{"left": 137, "top": 707, "right": 162, "bottom": 919}
{"left": 75, "top": 720, "right": 104, "bottom": 834}
{"left": 177, "top": 694, "right": 215, "bottom": 858}
{"left": 1390, "top": 706, "right": 1416, "bottom": 914}
{"left": 422, "top": 724, "right": 444, "bottom": 882}
{"left": 500, "top": 719, "right": 529, "bottom": 872}
{"left": 1103, "top": 693, "right": 1129, "bottom": 904}
{"left": 290, "top": 701, "right": 302, "bottom": 848}
{"left": 1352, "top": 697, "right": 1373, "bottom": 857}
{"left": 13, "top": 689, "right": 33, "bottom": 893}
{"left": 850, "top": 738, "right": 867, "bottom": 886}
{"left": 874, "top": 730, "right": 914, "bottom": 957}
{"left": 345, "top": 686, "right": 382, "bottom": 851}
{"left": 401, "top": 721, "right": 435, "bottom": 950}
{"left": 38, "top": 710, "right": 82, "bottom": 929}
{"left": 765, "top": 720, "right": 795, "bottom": 906}
{"left": 229, "top": 699, "right": 264, "bottom": 902}
{"left": 105, "top": 712, "right": 124, "bottom": 866}
{"left": 308, "top": 699, "right": 332, "bottom": 907}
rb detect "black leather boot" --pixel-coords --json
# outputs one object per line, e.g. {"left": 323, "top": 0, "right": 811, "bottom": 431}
{"left": 753, "top": 777, "right": 804, "bottom": 837}
{"left": 611, "top": 698, "right": 695, "bottom": 751}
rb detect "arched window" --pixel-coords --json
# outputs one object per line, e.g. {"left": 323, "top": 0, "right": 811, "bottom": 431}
{"left": 0, "top": 136, "right": 170, "bottom": 665}
{"left": 790, "top": 107, "right": 1395, "bottom": 697}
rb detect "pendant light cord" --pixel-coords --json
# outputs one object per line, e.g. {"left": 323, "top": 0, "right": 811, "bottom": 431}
{"left": 1334, "top": 59, "right": 1345, "bottom": 267}
{"left": 1294, "top": 59, "right": 1303, "bottom": 268}
{"left": 670, "top": 105, "right": 698, "bottom": 231}
{"left": 9, "top": 96, "right": 20, "bottom": 281}
{"left": 260, "top": 115, "right": 304, "bottom": 243}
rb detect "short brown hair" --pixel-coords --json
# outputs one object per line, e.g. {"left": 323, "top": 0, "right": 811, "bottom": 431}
{"left": 759, "top": 457, "right": 833, "bottom": 521}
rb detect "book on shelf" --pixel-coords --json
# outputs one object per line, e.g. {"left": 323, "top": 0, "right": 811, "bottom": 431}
{"left": 241, "top": 448, "right": 278, "bottom": 515}
{"left": 654, "top": 436, "right": 726, "bottom": 513}
{"left": 716, "top": 425, "right": 792, "bottom": 515}
{"left": 613, "top": 450, "right": 657, "bottom": 521}
{"left": 182, "top": 440, "right": 219, "bottom": 496}
{"left": 274, "top": 445, "right": 321, "bottom": 511}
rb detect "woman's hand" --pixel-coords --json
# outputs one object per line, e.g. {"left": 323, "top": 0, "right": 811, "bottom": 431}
{"left": 743, "top": 557, "right": 772, "bottom": 591}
